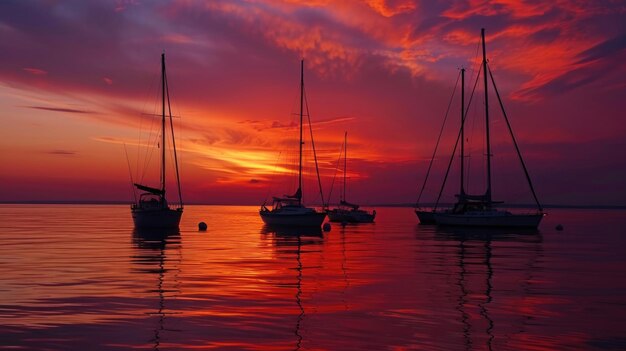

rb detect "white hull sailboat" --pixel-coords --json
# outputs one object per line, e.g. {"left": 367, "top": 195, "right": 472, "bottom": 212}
{"left": 327, "top": 132, "right": 375, "bottom": 223}
{"left": 260, "top": 60, "right": 326, "bottom": 228}
{"left": 433, "top": 29, "right": 544, "bottom": 228}
{"left": 131, "top": 53, "right": 184, "bottom": 230}
{"left": 432, "top": 29, "right": 544, "bottom": 228}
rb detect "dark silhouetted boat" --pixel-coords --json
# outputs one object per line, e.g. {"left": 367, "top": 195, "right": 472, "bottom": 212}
{"left": 260, "top": 60, "right": 326, "bottom": 227}
{"left": 327, "top": 132, "right": 375, "bottom": 223}
{"left": 434, "top": 29, "right": 544, "bottom": 228}
{"left": 131, "top": 53, "right": 183, "bottom": 229}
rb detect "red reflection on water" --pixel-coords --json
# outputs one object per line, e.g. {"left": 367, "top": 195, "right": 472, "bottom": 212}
{"left": 1, "top": 206, "right": 626, "bottom": 350}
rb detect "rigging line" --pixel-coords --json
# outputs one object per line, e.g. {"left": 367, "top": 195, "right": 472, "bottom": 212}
{"left": 415, "top": 70, "right": 461, "bottom": 207}
{"left": 483, "top": 94, "right": 487, "bottom": 193}
{"left": 263, "top": 151, "right": 283, "bottom": 204}
{"left": 165, "top": 70, "right": 184, "bottom": 208}
{"left": 466, "top": 96, "right": 478, "bottom": 193}
{"left": 140, "top": 128, "right": 159, "bottom": 186}
{"left": 123, "top": 143, "right": 137, "bottom": 203}
{"left": 468, "top": 39, "right": 481, "bottom": 91}
{"left": 326, "top": 140, "right": 345, "bottom": 207}
{"left": 462, "top": 62, "right": 482, "bottom": 196}
{"left": 303, "top": 86, "right": 326, "bottom": 208}
{"left": 464, "top": 42, "right": 483, "bottom": 194}
{"left": 139, "top": 64, "right": 163, "bottom": 185}
{"left": 136, "top": 64, "right": 159, "bottom": 185}
{"left": 136, "top": 108, "right": 143, "bottom": 185}
{"left": 160, "top": 53, "right": 166, "bottom": 194}
{"left": 343, "top": 132, "right": 347, "bottom": 204}
{"left": 434, "top": 64, "right": 482, "bottom": 210}
{"left": 487, "top": 64, "right": 543, "bottom": 211}
{"left": 139, "top": 79, "right": 161, "bottom": 185}
{"left": 166, "top": 64, "right": 184, "bottom": 193}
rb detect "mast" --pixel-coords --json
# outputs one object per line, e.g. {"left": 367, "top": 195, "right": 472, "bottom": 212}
{"left": 161, "top": 52, "right": 166, "bottom": 198}
{"left": 487, "top": 65, "right": 543, "bottom": 211}
{"left": 343, "top": 131, "right": 347, "bottom": 203}
{"left": 298, "top": 59, "right": 304, "bottom": 205}
{"left": 460, "top": 68, "right": 466, "bottom": 199}
{"left": 481, "top": 28, "right": 492, "bottom": 205}
{"left": 164, "top": 64, "right": 184, "bottom": 209}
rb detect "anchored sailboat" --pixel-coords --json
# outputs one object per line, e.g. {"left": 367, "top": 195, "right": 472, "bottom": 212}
{"left": 327, "top": 132, "right": 376, "bottom": 223}
{"left": 434, "top": 29, "right": 544, "bottom": 228}
{"left": 131, "top": 53, "right": 183, "bottom": 229}
{"left": 259, "top": 60, "right": 327, "bottom": 227}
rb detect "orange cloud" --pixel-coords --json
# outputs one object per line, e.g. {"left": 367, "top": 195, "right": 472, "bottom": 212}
{"left": 365, "top": 0, "right": 417, "bottom": 17}
{"left": 442, "top": 0, "right": 553, "bottom": 20}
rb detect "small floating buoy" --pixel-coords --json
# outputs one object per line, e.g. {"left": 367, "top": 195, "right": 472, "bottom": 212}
{"left": 323, "top": 223, "right": 331, "bottom": 232}
{"left": 555, "top": 224, "right": 563, "bottom": 231}
{"left": 198, "top": 222, "right": 207, "bottom": 231}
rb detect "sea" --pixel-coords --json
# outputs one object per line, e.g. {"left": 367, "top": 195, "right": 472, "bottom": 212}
{"left": 0, "top": 205, "right": 625, "bottom": 350}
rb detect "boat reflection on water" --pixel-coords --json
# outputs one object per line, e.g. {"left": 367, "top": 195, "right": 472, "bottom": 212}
{"left": 131, "top": 228, "right": 181, "bottom": 350}
{"left": 260, "top": 225, "right": 323, "bottom": 350}
{"left": 420, "top": 226, "right": 542, "bottom": 350}
{"left": 434, "top": 226, "right": 542, "bottom": 243}
{"left": 261, "top": 224, "right": 324, "bottom": 240}
{"left": 132, "top": 228, "right": 181, "bottom": 245}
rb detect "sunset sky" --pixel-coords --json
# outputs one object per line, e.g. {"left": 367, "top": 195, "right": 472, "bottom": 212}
{"left": 0, "top": 0, "right": 624, "bottom": 206}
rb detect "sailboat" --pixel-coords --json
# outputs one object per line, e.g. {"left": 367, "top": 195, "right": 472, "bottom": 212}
{"left": 259, "top": 60, "right": 327, "bottom": 227}
{"left": 434, "top": 29, "right": 544, "bottom": 228}
{"left": 327, "top": 132, "right": 376, "bottom": 223}
{"left": 131, "top": 53, "right": 184, "bottom": 229}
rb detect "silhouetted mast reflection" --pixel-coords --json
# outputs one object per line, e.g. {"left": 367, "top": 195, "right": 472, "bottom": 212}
{"left": 260, "top": 225, "right": 323, "bottom": 350}
{"left": 131, "top": 229, "right": 181, "bottom": 351}
{"left": 154, "top": 244, "right": 165, "bottom": 350}
{"left": 436, "top": 228, "right": 542, "bottom": 350}
{"left": 340, "top": 225, "right": 350, "bottom": 311}
{"left": 295, "top": 235, "right": 303, "bottom": 350}
{"left": 477, "top": 239, "right": 494, "bottom": 351}
{"left": 456, "top": 238, "right": 472, "bottom": 350}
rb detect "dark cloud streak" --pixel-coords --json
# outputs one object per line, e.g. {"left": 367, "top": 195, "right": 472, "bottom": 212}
{"left": 26, "top": 106, "right": 95, "bottom": 114}
{"left": 576, "top": 34, "right": 626, "bottom": 64}
{"left": 45, "top": 150, "right": 77, "bottom": 156}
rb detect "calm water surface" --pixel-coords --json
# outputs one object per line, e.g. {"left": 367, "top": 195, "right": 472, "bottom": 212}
{"left": 0, "top": 205, "right": 625, "bottom": 350}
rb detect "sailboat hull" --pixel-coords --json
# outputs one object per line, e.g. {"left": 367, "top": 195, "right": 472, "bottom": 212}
{"left": 415, "top": 209, "right": 437, "bottom": 224}
{"left": 434, "top": 212, "right": 543, "bottom": 228}
{"left": 260, "top": 210, "right": 326, "bottom": 227}
{"left": 132, "top": 207, "right": 183, "bottom": 229}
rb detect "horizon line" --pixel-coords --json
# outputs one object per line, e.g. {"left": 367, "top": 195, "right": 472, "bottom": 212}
{"left": 1, "top": 200, "right": 625, "bottom": 210}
